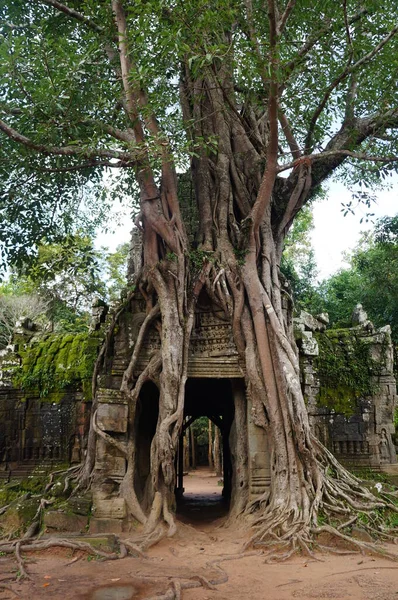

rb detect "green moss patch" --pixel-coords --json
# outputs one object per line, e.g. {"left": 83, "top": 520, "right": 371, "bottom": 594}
{"left": 13, "top": 331, "right": 103, "bottom": 401}
{"left": 314, "top": 329, "right": 382, "bottom": 416}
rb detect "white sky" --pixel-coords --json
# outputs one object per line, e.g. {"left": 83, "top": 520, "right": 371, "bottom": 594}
{"left": 96, "top": 180, "right": 398, "bottom": 281}
{"left": 311, "top": 180, "right": 397, "bottom": 280}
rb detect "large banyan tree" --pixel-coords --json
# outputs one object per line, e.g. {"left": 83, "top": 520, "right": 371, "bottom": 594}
{"left": 2, "top": 0, "right": 398, "bottom": 552}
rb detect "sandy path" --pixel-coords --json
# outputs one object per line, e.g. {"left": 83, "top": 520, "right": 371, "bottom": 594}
{"left": 1, "top": 468, "right": 397, "bottom": 600}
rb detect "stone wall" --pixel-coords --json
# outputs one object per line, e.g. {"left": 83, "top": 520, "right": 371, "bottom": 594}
{"left": 295, "top": 307, "right": 397, "bottom": 470}
{"left": 0, "top": 300, "right": 397, "bottom": 493}
{"left": 0, "top": 308, "right": 103, "bottom": 479}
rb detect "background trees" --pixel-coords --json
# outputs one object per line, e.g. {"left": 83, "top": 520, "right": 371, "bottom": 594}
{"left": 313, "top": 215, "right": 398, "bottom": 342}
{"left": 0, "top": 236, "right": 129, "bottom": 345}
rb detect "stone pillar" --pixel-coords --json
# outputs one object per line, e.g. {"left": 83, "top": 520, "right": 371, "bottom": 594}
{"left": 247, "top": 394, "right": 271, "bottom": 499}
{"left": 90, "top": 388, "right": 128, "bottom": 533}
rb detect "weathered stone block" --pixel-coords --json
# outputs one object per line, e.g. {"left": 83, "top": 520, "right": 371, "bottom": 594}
{"left": 66, "top": 496, "right": 92, "bottom": 516}
{"left": 300, "top": 332, "right": 319, "bottom": 356}
{"left": 294, "top": 310, "right": 327, "bottom": 332}
{"left": 95, "top": 438, "right": 127, "bottom": 477}
{"left": 89, "top": 518, "right": 124, "bottom": 534}
{"left": 44, "top": 511, "right": 88, "bottom": 532}
{"left": 96, "top": 403, "right": 128, "bottom": 432}
{"left": 97, "top": 388, "right": 128, "bottom": 405}
{"left": 95, "top": 454, "right": 126, "bottom": 477}
{"left": 92, "top": 496, "right": 127, "bottom": 519}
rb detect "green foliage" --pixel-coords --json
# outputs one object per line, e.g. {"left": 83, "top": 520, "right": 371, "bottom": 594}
{"left": 281, "top": 206, "right": 324, "bottom": 313}
{"left": 188, "top": 249, "right": 214, "bottom": 273}
{"left": 166, "top": 251, "right": 177, "bottom": 263}
{"left": 233, "top": 247, "right": 248, "bottom": 266}
{"left": 18, "top": 234, "right": 106, "bottom": 313}
{"left": 314, "top": 330, "right": 381, "bottom": 416}
{"left": 1, "top": 0, "right": 398, "bottom": 273}
{"left": 103, "top": 242, "right": 129, "bottom": 303}
{"left": 315, "top": 268, "right": 364, "bottom": 328}
{"left": 315, "top": 215, "right": 398, "bottom": 343}
{"left": 13, "top": 331, "right": 103, "bottom": 401}
{"left": 191, "top": 416, "right": 210, "bottom": 446}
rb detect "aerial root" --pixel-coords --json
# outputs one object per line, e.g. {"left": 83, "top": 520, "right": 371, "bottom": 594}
{"left": 317, "top": 545, "right": 360, "bottom": 555}
{"left": 142, "top": 550, "right": 263, "bottom": 600}
{"left": 142, "top": 571, "right": 224, "bottom": 600}
{"left": 15, "top": 542, "right": 31, "bottom": 581}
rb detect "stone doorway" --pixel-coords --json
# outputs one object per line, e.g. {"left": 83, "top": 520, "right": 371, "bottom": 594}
{"left": 176, "top": 378, "right": 246, "bottom": 522}
{"left": 134, "top": 381, "right": 159, "bottom": 511}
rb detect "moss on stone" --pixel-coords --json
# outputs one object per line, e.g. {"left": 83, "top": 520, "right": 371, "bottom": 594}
{"left": 13, "top": 331, "right": 103, "bottom": 402}
{"left": 314, "top": 329, "right": 382, "bottom": 416}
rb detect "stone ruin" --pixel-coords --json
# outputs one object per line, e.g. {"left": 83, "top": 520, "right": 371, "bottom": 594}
{"left": 295, "top": 305, "right": 397, "bottom": 472}
{"left": 0, "top": 297, "right": 397, "bottom": 529}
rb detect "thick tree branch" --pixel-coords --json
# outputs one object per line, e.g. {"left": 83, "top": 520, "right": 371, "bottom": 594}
{"left": 251, "top": 0, "right": 279, "bottom": 235}
{"left": 36, "top": 160, "right": 132, "bottom": 173}
{"left": 112, "top": 0, "right": 179, "bottom": 255}
{"left": 111, "top": 0, "right": 146, "bottom": 145}
{"left": 0, "top": 118, "right": 136, "bottom": 162}
{"left": 278, "top": 0, "right": 296, "bottom": 35}
{"left": 273, "top": 107, "right": 398, "bottom": 235}
{"left": 282, "top": 8, "right": 368, "bottom": 86}
{"left": 278, "top": 149, "right": 398, "bottom": 173}
{"left": 39, "top": 0, "right": 104, "bottom": 33}
{"left": 278, "top": 110, "right": 301, "bottom": 159}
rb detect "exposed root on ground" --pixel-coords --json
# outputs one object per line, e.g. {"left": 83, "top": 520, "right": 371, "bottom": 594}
{"left": 138, "top": 550, "right": 264, "bottom": 600}
{"left": 0, "top": 584, "right": 20, "bottom": 597}
{"left": 243, "top": 445, "right": 398, "bottom": 564}
{"left": 0, "top": 532, "right": 151, "bottom": 581}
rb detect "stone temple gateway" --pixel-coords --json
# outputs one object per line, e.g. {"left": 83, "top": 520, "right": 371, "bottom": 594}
{"left": 91, "top": 292, "right": 271, "bottom": 527}
{"left": 0, "top": 298, "right": 397, "bottom": 531}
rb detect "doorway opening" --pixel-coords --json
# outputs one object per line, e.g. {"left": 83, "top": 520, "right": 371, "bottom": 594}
{"left": 134, "top": 381, "right": 159, "bottom": 511}
{"left": 176, "top": 378, "right": 235, "bottom": 523}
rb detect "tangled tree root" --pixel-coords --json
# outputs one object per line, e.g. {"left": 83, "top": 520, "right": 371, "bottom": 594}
{"left": 0, "top": 534, "right": 152, "bottom": 582}
{"left": 242, "top": 439, "right": 398, "bottom": 563}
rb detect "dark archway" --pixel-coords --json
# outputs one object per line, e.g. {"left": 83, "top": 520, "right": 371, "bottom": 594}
{"left": 134, "top": 381, "right": 159, "bottom": 510}
{"left": 176, "top": 378, "right": 246, "bottom": 521}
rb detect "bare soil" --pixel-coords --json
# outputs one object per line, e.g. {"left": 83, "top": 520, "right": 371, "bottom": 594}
{"left": 1, "top": 468, "right": 397, "bottom": 600}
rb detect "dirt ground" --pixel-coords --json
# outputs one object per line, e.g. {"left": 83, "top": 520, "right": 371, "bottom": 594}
{"left": 1, "top": 468, "right": 398, "bottom": 600}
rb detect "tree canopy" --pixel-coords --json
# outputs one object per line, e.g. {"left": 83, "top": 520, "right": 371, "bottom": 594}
{"left": 0, "top": 236, "right": 129, "bottom": 342}
{"left": 1, "top": 0, "right": 398, "bottom": 270}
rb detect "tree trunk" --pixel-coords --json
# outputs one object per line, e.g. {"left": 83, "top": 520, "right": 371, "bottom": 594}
{"left": 214, "top": 427, "right": 222, "bottom": 478}
{"left": 208, "top": 420, "right": 213, "bottom": 471}
{"left": 190, "top": 426, "right": 196, "bottom": 471}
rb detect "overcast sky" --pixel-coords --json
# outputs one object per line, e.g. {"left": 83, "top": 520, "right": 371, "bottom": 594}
{"left": 312, "top": 180, "right": 397, "bottom": 280}
{"left": 97, "top": 179, "right": 397, "bottom": 282}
